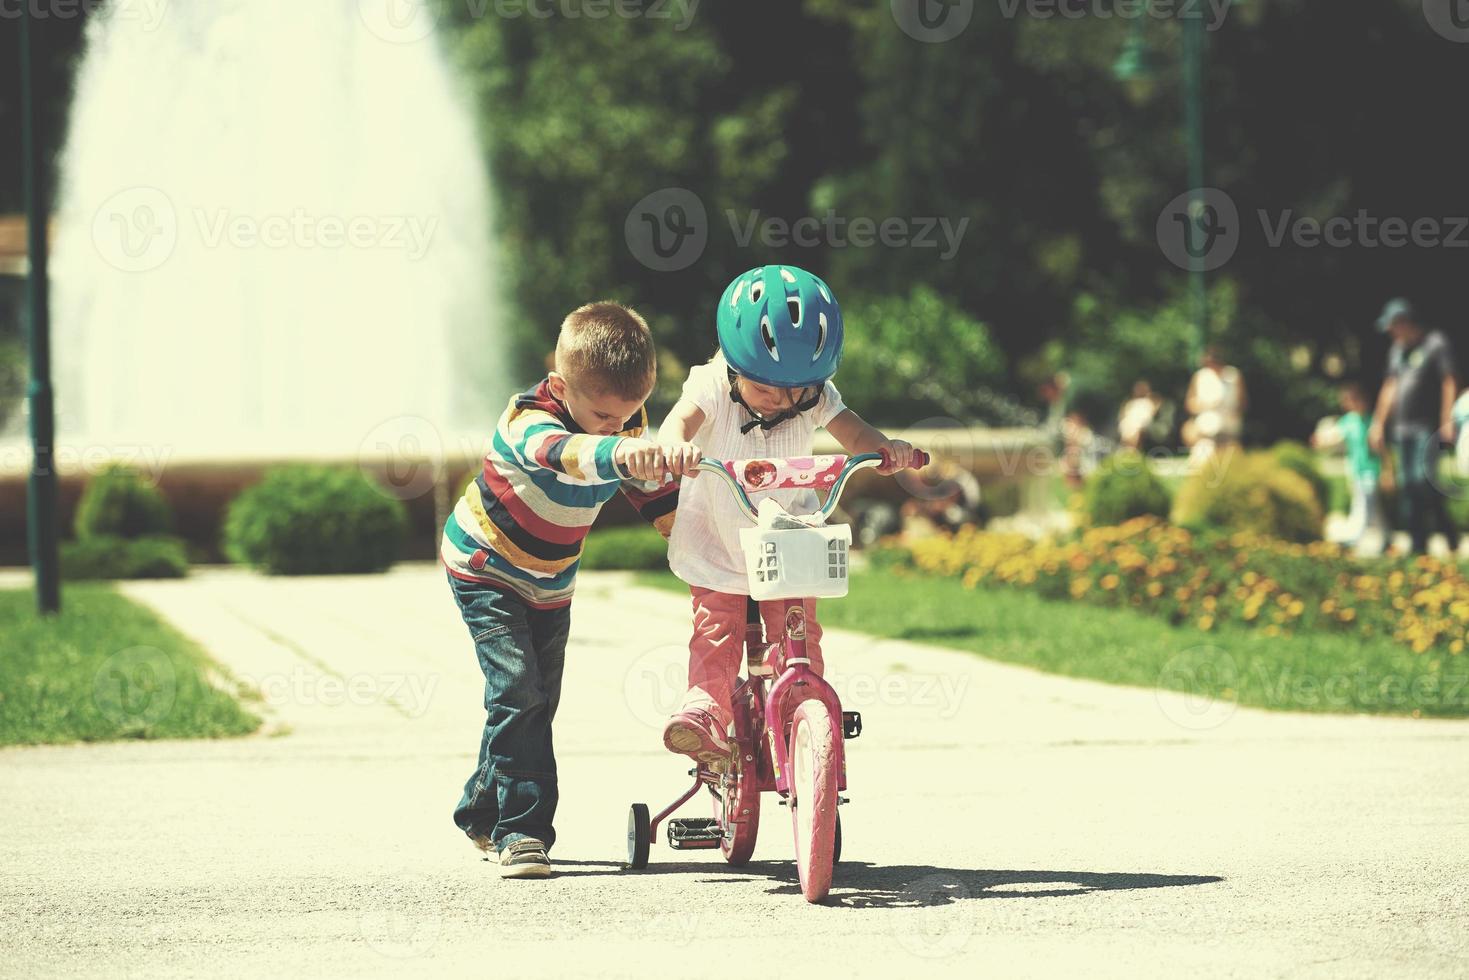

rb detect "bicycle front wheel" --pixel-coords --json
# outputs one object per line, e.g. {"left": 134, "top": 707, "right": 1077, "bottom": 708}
{"left": 788, "top": 699, "right": 838, "bottom": 902}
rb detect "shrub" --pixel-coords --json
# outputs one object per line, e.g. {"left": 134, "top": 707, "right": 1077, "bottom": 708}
{"left": 1270, "top": 440, "right": 1330, "bottom": 514}
{"left": 1082, "top": 452, "right": 1172, "bottom": 526}
{"left": 222, "top": 465, "right": 408, "bottom": 575}
{"left": 1173, "top": 450, "right": 1323, "bottom": 543}
{"left": 74, "top": 464, "right": 172, "bottom": 540}
{"left": 579, "top": 524, "right": 669, "bottom": 571}
{"left": 61, "top": 535, "right": 189, "bottom": 580}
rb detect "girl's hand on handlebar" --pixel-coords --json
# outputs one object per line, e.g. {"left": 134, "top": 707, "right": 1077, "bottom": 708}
{"left": 877, "top": 438, "right": 916, "bottom": 475}
{"left": 615, "top": 438, "right": 667, "bottom": 482}
{"left": 662, "top": 441, "right": 704, "bottom": 479}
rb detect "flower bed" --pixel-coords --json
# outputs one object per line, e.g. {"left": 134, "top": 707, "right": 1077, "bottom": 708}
{"left": 898, "top": 517, "right": 1468, "bottom": 656}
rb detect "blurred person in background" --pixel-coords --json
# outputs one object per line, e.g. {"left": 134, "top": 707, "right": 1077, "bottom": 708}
{"left": 1118, "top": 380, "right": 1161, "bottom": 451}
{"left": 1183, "top": 346, "right": 1247, "bottom": 464}
{"left": 1312, "top": 382, "right": 1385, "bottom": 553}
{"left": 1369, "top": 298, "right": 1459, "bottom": 555}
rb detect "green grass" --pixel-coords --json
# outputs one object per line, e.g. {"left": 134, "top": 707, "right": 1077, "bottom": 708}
{"left": 635, "top": 570, "right": 1468, "bottom": 717}
{"left": 0, "top": 586, "right": 262, "bottom": 746}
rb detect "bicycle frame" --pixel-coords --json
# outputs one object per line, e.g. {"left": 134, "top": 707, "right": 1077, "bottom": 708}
{"left": 644, "top": 449, "right": 929, "bottom": 843}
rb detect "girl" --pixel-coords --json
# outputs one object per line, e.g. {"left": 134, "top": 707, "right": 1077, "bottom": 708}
{"left": 657, "top": 265, "right": 915, "bottom": 767}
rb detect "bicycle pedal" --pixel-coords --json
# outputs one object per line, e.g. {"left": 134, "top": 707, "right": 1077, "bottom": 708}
{"left": 842, "top": 711, "right": 863, "bottom": 739}
{"left": 667, "top": 817, "right": 723, "bottom": 850}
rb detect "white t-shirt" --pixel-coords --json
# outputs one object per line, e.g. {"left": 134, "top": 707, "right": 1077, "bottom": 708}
{"left": 667, "top": 353, "right": 847, "bottom": 594}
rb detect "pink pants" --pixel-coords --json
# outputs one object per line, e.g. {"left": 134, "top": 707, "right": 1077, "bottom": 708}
{"left": 681, "top": 587, "right": 824, "bottom": 730}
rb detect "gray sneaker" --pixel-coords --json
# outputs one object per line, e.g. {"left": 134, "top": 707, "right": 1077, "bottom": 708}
{"left": 499, "top": 838, "right": 551, "bottom": 879}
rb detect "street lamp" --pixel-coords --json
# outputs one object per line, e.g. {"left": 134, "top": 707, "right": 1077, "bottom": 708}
{"left": 20, "top": 10, "right": 60, "bottom": 615}
{"left": 1114, "top": 4, "right": 1210, "bottom": 365}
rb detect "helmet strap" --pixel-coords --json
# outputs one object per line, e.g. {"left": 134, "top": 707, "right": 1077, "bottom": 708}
{"left": 728, "top": 368, "right": 822, "bottom": 434}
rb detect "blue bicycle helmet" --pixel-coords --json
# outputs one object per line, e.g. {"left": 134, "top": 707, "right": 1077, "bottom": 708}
{"left": 716, "top": 265, "right": 844, "bottom": 388}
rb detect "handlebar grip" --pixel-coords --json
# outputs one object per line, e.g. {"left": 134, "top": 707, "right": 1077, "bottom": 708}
{"left": 881, "top": 447, "right": 931, "bottom": 470}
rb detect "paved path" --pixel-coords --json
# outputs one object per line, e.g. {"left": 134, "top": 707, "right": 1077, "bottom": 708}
{"left": 2, "top": 564, "right": 1466, "bottom": 978}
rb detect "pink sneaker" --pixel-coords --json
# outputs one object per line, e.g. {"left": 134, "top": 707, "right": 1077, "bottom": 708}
{"left": 662, "top": 707, "right": 732, "bottom": 769}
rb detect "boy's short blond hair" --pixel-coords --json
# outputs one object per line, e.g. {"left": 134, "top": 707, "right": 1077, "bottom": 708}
{"left": 555, "top": 301, "right": 656, "bottom": 400}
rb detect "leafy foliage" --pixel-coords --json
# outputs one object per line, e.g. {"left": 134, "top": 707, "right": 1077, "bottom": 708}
{"left": 1083, "top": 451, "right": 1172, "bottom": 526}
{"left": 61, "top": 534, "right": 189, "bottom": 580}
{"left": 222, "top": 465, "right": 408, "bottom": 575}
{"left": 73, "top": 464, "right": 173, "bottom": 540}
{"left": 1173, "top": 450, "right": 1324, "bottom": 543}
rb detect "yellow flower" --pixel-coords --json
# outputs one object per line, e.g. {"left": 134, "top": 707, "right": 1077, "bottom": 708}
{"left": 1101, "top": 574, "right": 1120, "bottom": 591}
{"left": 1198, "top": 615, "right": 1215, "bottom": 631}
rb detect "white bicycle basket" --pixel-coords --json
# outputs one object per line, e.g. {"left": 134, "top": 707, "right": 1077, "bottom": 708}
{"left": 738, "top": 499, "right": 852, "bottom": 601}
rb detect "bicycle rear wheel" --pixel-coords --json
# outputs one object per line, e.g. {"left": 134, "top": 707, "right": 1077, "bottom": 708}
{"left": 788, "top": 699, "right": 838, "bottom": 902}
{"left": 714, "top": 759, "right": 760, "bottom": 866}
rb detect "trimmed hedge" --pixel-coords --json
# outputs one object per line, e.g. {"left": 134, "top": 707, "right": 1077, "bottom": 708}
{"left": 74, "top": 464, "right": 172, "bottom": 539}
{"left": 223, "top": 465, "right": 408, "bottom": 575}
{"left": 579, "top": 524, "right": 670, "bottom": 572}
{"left": 1082, "top": 451, "right": 1172, "bottom": 526}
{"left": 1173, "top": 450, "right": 1323, "bottom": 543}
{"left": 60, "top": 535, "right": 190, "bottom": 580}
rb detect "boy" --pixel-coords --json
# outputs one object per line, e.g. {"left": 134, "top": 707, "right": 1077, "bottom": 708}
{"left": 441, "top": 301, "right": 677, "bottom": 878}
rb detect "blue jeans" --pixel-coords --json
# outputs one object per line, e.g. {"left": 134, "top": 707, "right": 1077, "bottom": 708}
{"left": 447, "top": 572, "right": 570, "bottom": 851}
{"left": 1394, "top": 431, "right": 1459, "bottom": 555}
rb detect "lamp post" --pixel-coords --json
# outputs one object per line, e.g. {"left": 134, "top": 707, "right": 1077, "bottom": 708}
{"left": 1114, "top": 5, "right": 1210, "bottom": 365}
{"left": 20, "top": 10, "right": 60, "bottom": 615}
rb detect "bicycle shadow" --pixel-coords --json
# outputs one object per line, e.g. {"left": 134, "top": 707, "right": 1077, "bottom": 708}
{"left": 553, "top": 859, "right": 1221, "bottom": 908}
{"left": 766, "top": 863, "right": 1223, "bottom": 908}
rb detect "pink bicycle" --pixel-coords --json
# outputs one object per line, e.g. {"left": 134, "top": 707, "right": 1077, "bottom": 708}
{"left": 626, "top": 449, "right": 929, "bottom": 902}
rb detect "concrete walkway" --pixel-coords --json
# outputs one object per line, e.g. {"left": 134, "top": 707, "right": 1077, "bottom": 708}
{"left": 2, "top": 564, "right": 1466, "bottom": 978}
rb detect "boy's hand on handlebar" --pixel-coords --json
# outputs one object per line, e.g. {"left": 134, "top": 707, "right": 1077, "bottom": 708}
{"left": 877, "top": 438, "right": 916, "bottom": 474}
{"left": 616, "top": 438, "right": 667, "bottom": 482}
{"left": 662, "top": 441, "right": 704, "bottom": 479}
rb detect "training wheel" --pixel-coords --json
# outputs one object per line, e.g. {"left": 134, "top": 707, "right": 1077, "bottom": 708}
{"left": 626, "top": 803, "right": 651, "bottom": 869}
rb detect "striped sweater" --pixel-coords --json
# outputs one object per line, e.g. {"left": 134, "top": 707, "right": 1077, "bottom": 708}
{"left": 440, "top": 378, "right": 678, "bottom": 608}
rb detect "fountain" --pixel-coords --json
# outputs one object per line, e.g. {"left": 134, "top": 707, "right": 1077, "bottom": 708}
{"left": 36, "top": 0, "right": 502, "bottom": 462}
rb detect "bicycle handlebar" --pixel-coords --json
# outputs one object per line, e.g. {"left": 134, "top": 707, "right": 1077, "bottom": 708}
{"left": 693, "top": 449, "right": 931, "bottom": 524}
